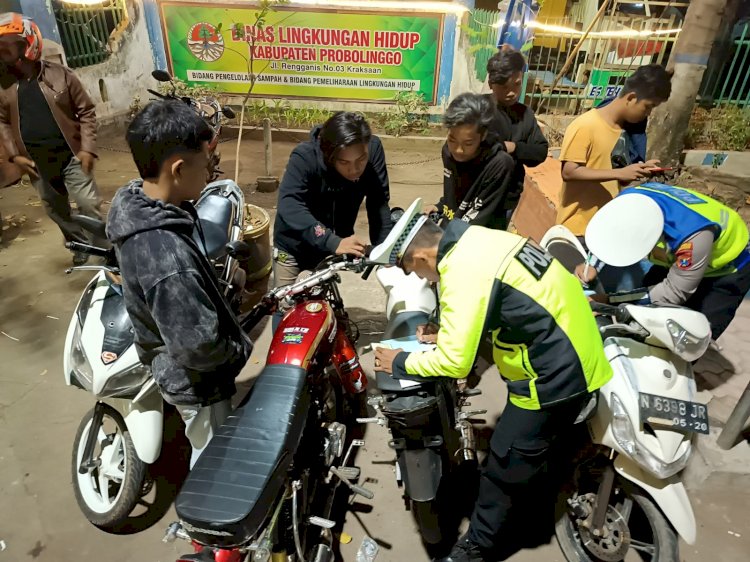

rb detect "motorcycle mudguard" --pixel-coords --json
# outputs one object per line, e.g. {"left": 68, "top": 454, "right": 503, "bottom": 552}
{"left": 614, "top": 455, "right": 696, "bottom": 545}
{"left": 384, "top": 311, "right": 430, "bottom": 340}
{"left": 110, "top": 389, "right": 164, "bottom": 464}
{"left": 398, "top": 448, "right": 442, "bottom": 502}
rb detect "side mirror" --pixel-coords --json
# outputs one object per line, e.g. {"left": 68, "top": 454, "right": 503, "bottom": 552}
{"left": 222, "top": 106, "right": 236, "bottom": 119}
{"left": 226, "top": 240, "right": 253, "bottom": 260}
{"left": 152, "top": 69, "right": 173, "bottom": 82}
{"left": 390, "top": 207, "right": 405, "bottom": 223}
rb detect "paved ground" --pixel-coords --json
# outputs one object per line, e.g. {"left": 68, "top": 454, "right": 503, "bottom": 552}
{"left": 1, "top": 137, "right": 749, "bottom": 562}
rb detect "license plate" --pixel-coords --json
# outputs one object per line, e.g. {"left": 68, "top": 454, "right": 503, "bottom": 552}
{"left": 638, "top": 392, "right": 710, "bottom": 434}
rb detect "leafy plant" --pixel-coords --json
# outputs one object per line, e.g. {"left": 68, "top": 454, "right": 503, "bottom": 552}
{"left": 379, "top": 90, "right": 429, "bottom": 137}
{"left": 127, "top": 95, "right": 142, "bottom": 122}
{"left": 157, "top": 77, "right": 217, "bottom": 99}
{"left": 686, "top": 105, "right": 750, "bottom": 151}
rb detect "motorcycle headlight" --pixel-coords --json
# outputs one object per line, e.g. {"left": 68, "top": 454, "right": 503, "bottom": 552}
{"left": 70, "top": 322, "right": 93, "bottom": 391}
{"left": 666, "top": 319, "right": 710, "bottom": 362}
{"left": 100, "top": 363, "right": 151, "bottom": 398}
{"left": 610, "top": 393, "right": 691, "bottom": 479}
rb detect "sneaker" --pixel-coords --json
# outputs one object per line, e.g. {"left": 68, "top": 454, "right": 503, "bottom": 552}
{"left": 436, "top": 534, "right": 488, "bottom": 562}
{"left": 73, "top": 251, "right": 89, "bottom": 266}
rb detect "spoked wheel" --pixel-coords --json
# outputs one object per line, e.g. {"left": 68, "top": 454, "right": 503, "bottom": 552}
{"left": 555, "top": 479, "right": 679, "bottom": 562}
{"left": 71, "top": 404, "right": 147, "bottom": 531}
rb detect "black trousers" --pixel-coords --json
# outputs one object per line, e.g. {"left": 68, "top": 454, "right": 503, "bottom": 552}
{"left": 468, "top": 398, "right": 585, "bottom": 554}
{"left": 643, "top": 264, "right": 750, "bottom": 339}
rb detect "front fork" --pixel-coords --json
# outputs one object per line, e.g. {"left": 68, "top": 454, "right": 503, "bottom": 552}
{"left": 79, "top": 401, "right": 106, "bottom": 474}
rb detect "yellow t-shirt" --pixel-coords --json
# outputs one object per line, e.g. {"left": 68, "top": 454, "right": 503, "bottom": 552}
{"left": 556, "top": 109, "right": 622, "bottom": 236}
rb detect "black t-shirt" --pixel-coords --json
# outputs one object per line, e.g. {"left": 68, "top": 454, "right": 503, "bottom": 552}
{"left": 18, "top": 77, "right": 69, "bottom": 154}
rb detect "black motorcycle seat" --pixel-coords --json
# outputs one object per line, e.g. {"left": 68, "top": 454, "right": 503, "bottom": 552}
{"left": 175, "top": 364, "right": 310, "bottom": 546}
{"left": 194, "top": 194, "right": 234, "bottom": 260}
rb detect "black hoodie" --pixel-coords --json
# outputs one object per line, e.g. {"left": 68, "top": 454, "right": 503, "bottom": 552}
{"left": 437, "top": 140, "right": 515, "bottom": 230}
{"left": 106, "top": 182, "right": 252, "bottom": 406}
{"left": 273, "top": 126, "right": 394, "bottom": 270}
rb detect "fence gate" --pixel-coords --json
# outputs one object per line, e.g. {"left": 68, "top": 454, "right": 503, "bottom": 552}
{"left": 701, "top": 19, "right": 750, "bottom": 107}
{"left": 52, "top": 0, "right": 128, "bottom": 69}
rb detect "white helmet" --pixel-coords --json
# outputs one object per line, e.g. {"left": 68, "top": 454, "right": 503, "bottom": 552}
{"left": 370, "top": 198, "right": 428, "bottom": 266}
{"left": 585, "top": 193, "right": 664, "bottom": 267}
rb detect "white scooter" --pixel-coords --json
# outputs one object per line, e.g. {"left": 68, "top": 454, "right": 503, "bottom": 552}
{"left": 540, "top": 225, "right": 710, "bottom": 562}
{"left": 63, "top": 179, "right": 248, "bottom": 531}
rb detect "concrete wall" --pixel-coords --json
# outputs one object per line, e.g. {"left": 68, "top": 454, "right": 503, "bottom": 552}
{"left": 73, "top": 0, "right": 154, "bottom": 123}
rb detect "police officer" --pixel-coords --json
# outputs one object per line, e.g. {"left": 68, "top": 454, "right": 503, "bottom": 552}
{"left": 581, "top": 183, "right": 750, "bottom": 339}
{"left": 371, "top": 199, "right": 613, "bottom": 562}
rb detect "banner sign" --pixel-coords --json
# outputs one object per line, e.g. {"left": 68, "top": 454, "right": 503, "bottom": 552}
{"left": 158, "top": 2, "right": 444, "bottom": 103}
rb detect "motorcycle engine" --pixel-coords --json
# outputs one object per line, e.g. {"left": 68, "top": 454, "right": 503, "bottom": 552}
{"left": 323, "top": 421, "right": 346, "bottom": 467}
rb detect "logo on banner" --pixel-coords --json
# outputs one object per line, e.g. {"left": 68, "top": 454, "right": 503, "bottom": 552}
{"left": 188, "top": 22, "right": 224, "bottom": 62}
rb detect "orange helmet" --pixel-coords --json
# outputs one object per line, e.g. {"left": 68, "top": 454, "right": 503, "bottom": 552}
{"left": 0, "top": 13, "right": 43, "bottom": 62}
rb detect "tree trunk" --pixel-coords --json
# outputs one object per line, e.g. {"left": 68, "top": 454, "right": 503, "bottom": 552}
{"left": 647, "top": 0, "right": 732, "bottom": 166}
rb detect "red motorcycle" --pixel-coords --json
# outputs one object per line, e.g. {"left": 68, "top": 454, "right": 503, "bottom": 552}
{"left": 165, "top": 256, "right": 376, "bottom": 562}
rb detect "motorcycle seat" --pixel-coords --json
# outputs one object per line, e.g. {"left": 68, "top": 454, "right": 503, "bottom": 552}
{"left": 175, "top": 364, "right": 310, "bottom": 547}
{"left": 194, "top": 194, "right": 234, "bottom": 260}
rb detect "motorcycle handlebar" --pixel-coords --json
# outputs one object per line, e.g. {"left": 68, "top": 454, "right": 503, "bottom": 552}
{"left": 590, "top": 301, "right": 632, "bottom": 323}
{"left": 66, "top": 241, "right": 113, "bottom": 259}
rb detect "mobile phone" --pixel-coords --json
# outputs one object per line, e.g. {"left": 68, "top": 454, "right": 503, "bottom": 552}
{"left": 649, "top": 167, "right": 674, "bottom": 173}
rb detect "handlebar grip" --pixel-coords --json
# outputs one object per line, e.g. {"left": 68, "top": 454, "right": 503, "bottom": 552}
{"left": 361, "top": 264, "right": 376, "bottom": 280}
{"left": 66, "top": 241, "right": 112, "bottom": 259}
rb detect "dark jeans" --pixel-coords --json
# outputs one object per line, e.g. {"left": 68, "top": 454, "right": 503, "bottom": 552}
{"left": 468, "top": 398, "right": 585, "bottom": 553}
{"left": 643, "top": 264, "right": 750, "bottom": 339}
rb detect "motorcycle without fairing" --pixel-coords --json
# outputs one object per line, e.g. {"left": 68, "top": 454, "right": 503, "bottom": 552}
{"left": 64, "top": 179, "right": 248, "bottom": 530}
{"left": 164, "top": 256, "right": 375, "bottom": 562}
{"left": 360, "top": 208, "right": 486, "bottom": 547}
{"left": 540, "top": 225, "right": 711, "bottom": 562}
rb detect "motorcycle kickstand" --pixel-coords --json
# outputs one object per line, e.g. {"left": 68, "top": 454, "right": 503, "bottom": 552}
{"left": 79, "top": 401, "right": 106, "bottom": 474}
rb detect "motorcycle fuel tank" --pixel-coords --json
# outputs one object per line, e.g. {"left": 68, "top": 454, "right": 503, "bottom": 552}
{"left": 268, "top": 300, "right": 335, "bottom": 368}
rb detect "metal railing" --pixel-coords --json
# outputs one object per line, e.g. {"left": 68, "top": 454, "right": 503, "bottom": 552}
{"left": 700, "top": 20, "right": 750, "bottom": 107}
{"left": 52, "top": 0, "right": 128, "bottom": 69}
{"left": 524, "top": 13, "right": 680, "bottom": 115}
{"left": 466, "top": 9, "right": 503, "bottom": 84}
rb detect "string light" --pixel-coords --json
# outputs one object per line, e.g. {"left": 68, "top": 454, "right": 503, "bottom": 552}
{"left": 517, "top": 20, "right": 682, "bottom": 38}
{"left": 288, "top": 0, "right": 469, "bottom": 14}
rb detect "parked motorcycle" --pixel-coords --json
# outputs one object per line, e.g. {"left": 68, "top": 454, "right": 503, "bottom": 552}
{"left": 357, "top": 208, "right": 485, "bottom": 546}
{"left": 149, "top": 69, "right": 235, "bottom": 182}
{"left": 540, "top": 226, "right": 710, "bottom": 561}
{"left": 164, "top": 256, "right": 375, "bottom": 562}
{"left": 64, "top": 179, "right": 248, "bottom": 530}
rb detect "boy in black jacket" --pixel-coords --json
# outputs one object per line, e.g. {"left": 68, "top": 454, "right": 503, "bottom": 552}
{"left": 107, "top": 100, "right": 252, "bottom": 466}
{"left": 425, "top": 93, "right": 515, "bottom": 230}
{"left": 273, "top": 112, "right": 393, "bottom": 286}
{"left": 486, "top": 46, "right": 549, "bottom": 217}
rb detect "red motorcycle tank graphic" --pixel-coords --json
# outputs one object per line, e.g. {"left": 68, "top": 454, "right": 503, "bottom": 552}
{"left": 268, "top": 301, "right": 367, "bottom": 394}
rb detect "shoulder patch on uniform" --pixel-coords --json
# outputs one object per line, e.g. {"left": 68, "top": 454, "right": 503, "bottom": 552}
{"left": 515, "top": 240, "right": 553, "bottom": 280}
{"left": 313, "top": 223, "right": 326, "bottom": 238}
{"left": 675, "top": 241, "right": 693, "bottom": 270}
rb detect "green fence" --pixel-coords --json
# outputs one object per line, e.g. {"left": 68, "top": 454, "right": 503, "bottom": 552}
{"left": 466, "top": 9, "right": 502, "bottom": 83}
{"left": 701, "top": 21, "right": 750, "bottom": 107}
{"left": 52, "top": 0, "right": 127, "bottom": 69}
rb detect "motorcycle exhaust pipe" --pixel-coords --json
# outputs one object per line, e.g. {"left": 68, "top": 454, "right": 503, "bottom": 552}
{"left": 309, "top": 544, "right": 333, "bottom": 562}
{"left": 456, "top": 419, "right": 477, "bottom": 462}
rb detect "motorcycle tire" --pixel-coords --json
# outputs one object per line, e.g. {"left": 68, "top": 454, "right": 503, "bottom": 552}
{"left": 71, "top": 404, "right": 147, "bottom": 531}
{"left": 412, "top": 499, "right": 443, "bottom": 545}
{"left": 555, "top": 481, "right": 680, "bottom": 562}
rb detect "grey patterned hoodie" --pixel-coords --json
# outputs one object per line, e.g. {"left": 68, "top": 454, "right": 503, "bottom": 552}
{"left": 106, "top": 181, "right": 252, "bottom": 406}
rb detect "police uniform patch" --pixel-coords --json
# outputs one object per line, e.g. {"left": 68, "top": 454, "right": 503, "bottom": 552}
{"left": 314, "top": 224, "right": 326, "bottom": 238}
{"left": 515, "top": 240, "right": 553, "bottom": 280}
{"left": 675, "top": 242, "right": 693, "bottom": 270}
